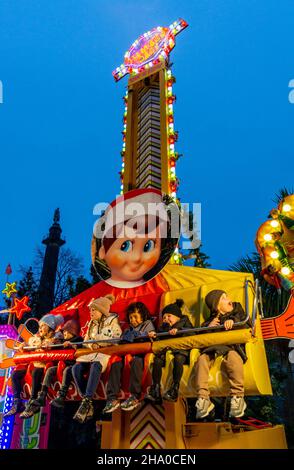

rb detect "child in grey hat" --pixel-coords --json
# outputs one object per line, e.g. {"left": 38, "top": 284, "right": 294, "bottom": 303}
{"left": 4, "top": 313, "right": 64, "bottom": 420}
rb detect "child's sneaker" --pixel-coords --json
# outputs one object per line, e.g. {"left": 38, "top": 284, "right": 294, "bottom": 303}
{"left": 144, "top": 384, "right": 162, "bottom": 404}
{"left": 73, "top": 397, "right": 93, "bottom": 423}
{"left": 195, "top": 397, "right": 215, "bottom": 419}
{"left": 229, "top": 396, "right": 246, "bottom": 418}
{"left": 51, "top": 388, "right": 67, "bottom": 408}
{"left": 121, "top": 395, "right": 140, "bottom": 411}
{"left": 3, "top": 398, "right": 24, "bottom": 418}
{"left": 163, "top": 382, "right": 179, "bottom": 402}
{"left": 103, "top": 400, "right": 121, "bottom": 414}
{"left": 31, "top": 390, "right": 47, "bottom": 408}
{"left": 19, "top": 399, "right": 40, "bottom": 419}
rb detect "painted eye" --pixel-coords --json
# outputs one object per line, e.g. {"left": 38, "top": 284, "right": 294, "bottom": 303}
{"left": 120, "top": 240, "right": 132, "bottom": 252}
{"left": 144, "top": 240, "right": 155, "bottom": 252}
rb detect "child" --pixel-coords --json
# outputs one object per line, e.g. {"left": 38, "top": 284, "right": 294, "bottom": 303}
{"left": 103, "top": 302, "right": 155, "bottom": 413}
{"left": 195, "top": 290, "right": 249, "bottom": 419}
{"left": 28, "top": 318, "right": 83, "bottom": 413}
{"left": 72, "top": 294, "right": 121, "bottom": 423}
{"left": 4, "top": 314, "right": 64, "bottom": 419}
{"left": 145, "top": 299, "right": 193, "bottom": 403}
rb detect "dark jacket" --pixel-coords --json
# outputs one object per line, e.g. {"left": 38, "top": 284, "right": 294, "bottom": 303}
{"left": 121, "top": 320, "right": 155, "bottom": 343}
{"left": 200, "top": 302, "right": 250, "bottom": 363}
{"left": 156, "top": 315, "right": 194, "bottom": 357}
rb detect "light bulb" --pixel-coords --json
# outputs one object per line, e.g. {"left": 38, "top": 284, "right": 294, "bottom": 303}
{"left": 264, "top": 234, "right": 273, "bottom": 241}
{"left": 270, "top": 220, "right": 279, "bottom": 228}
{"left": 282, "top": 204, "right": 291, "bottom": 212}
{"left": 270, "top": 251, "right": 279, "bottom": 259}
{"left": 281, "top": 267, "right": 290, "bottom": 276}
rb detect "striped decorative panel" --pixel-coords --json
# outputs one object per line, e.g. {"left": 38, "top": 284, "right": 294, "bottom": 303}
{"left": 136, "top": 81, "right": 162, "bottom": 189}
{"left": 130, "top": 403, "right": 165, "bottom": 449}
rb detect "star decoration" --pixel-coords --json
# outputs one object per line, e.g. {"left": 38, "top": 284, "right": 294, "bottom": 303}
{"left": 2, "top": 282, "right": 17, "bottom": 298}
{"left": 10, "top": 296, "right": 31, "bottom": 321}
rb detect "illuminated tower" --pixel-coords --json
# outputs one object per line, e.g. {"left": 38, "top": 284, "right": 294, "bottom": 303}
{"left": 113, "top": 19, "right": 188, "bottom": 198}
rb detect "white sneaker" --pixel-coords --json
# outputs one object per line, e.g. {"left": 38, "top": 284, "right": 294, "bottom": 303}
{"left": 195, "top": 397, "right": 215, "bottom": 419}
{"left": 229, "top": 396, "right": 247, "bottom": 418}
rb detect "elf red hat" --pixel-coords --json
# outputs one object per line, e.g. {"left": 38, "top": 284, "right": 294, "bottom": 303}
{"left": 97, "top": 189, "right": 169, "bottom": 240}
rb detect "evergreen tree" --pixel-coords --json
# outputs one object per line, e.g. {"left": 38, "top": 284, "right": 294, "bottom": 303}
{"left": 180, "top": 210, "right": 211, "bottom": 268}
{"left": 90, "top": 264, "right": 105, "bottom": 284}
{"left": 18, "top": 266, "right": 39, "bottom": 311}
{"left": 229, "top": 252, "right": 290, "bottom": 317}
{"left": 68, "top": 275, "right": 92, "bottom": 298}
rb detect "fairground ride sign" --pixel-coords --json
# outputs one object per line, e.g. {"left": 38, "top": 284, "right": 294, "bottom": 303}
{"left": 112, "top": 18, "right": 188, "bottom": 82}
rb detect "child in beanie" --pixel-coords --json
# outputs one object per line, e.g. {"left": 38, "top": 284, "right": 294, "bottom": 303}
{"left": 103, "top": 302, "right": 155, "bottom": 414}
{"left": 71, "top": 294, "right": 122, "bottom": 424}
{"left": 145, "top": 299, "right": 193, "bottom": 404}
{"left": 194, "top": 290, "right": 249, "bottom": 420}
{"left": 4, "top": 314, "right": 64, "bottom": 420}
{"left": 27, "top": 318, "right": 83, "bottom": 414}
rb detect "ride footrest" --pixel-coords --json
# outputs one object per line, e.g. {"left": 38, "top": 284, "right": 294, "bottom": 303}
{"left": 235, "top": 416, "right": 273, "bottom": 429}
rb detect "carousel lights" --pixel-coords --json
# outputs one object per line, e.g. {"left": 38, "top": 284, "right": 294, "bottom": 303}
{"left": 113, "top": 20, "right": 187, "bottom": 81}
{"left": 263, "top": 234, "right": 273, "bottom": 242}
{"left": 119, "top": 91, "right": 128, "bottom": 194}
{"left": 270, "top": 220, "right": 279, "bottom": 228}
{"left": 281, "top": 266, "right": 291, "bottom": 276}
{"left": 165, "top": 68, "right": 180, "bottom": 203}
{"left": 270, "top": 251, "right": 279, "bottom": 259}
{"left": 282, "top": 204, "right": 291, "bottom": 212}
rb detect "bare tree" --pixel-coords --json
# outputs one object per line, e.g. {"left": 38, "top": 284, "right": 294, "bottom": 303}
{"left": 33, "top": 246, "right": 85, "bottom": 306}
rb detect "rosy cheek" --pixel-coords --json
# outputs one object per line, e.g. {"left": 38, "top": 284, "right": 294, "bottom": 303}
{"left": 105, "top": 252, "right": 125, "bottom": 269}
{"left": 143, "top": 249, "right": 160, "bottom": 269}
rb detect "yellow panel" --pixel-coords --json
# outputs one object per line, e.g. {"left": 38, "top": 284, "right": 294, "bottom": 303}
{"left": 183, "top": 423, "right": 287, "bottom": 449}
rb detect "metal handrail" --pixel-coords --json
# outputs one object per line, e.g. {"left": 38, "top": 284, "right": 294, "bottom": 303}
{"left": 141, "top": 281, "right": 253, "bottom": 340}
{"left": 161, "top": 279, "right": 252, "bottom": 337}
{"left": 251, "top": 279, "right": 259, "bottom": 337}
{"left": 12, "top": 281, "right": 257, "bottom": 351}
{"left": 258, "top": 285, "right": 265, "bottom": 319}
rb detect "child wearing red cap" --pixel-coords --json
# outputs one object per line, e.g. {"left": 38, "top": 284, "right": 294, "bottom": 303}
{"left": 195, "top": 290, "right": 249, "bottom": 420}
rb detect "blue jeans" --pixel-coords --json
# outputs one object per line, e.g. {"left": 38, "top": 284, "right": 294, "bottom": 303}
{"left": 72, "top": 362, "right": 102, "bottom": 398}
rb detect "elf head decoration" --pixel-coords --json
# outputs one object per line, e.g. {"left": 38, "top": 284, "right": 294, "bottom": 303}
{"left": 92, "top": 189, "right": 180, "bottom": 286}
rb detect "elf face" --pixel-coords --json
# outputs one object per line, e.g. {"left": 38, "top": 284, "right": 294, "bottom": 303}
{"left": 162, "top": 313, "right": 180, "bottom": 327}
{"left": 217, "top": 293, "right": 234, "bottom": 314}
{"left": 89, "top": 306, "right": 103, "bottom": 321}
{"left": 99, "top": 225, "right": 161, "bottom": 283}
{"left": 129, "top": 310, "right": 144, "bottom": 328}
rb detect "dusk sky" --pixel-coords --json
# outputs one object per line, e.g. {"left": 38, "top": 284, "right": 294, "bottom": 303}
{"left": 0, "top": 0, "right": 293, "bottom": 290}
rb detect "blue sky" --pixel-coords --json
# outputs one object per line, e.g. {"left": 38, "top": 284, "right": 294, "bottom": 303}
{"left": 0, "top": 0, "right": 293, "bottom": 290}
